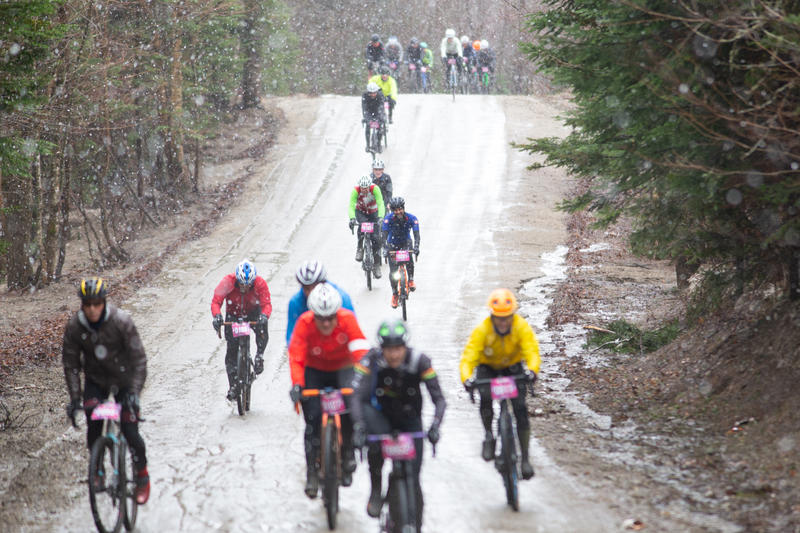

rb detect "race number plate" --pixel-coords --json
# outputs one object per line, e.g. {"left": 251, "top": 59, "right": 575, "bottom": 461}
{"left": 409, "top": 64, "right": 417, "bottom": 70}
{"left": 232, "top": 322, "right": 251, "bottom": 338}
{"left": 381, "top": 433, "right": 416, "bottom": 460}
{"left": 394, "top": 250, "right": 410, "bottom": 262}
{"left": 361, "top": 222, "right": 375, "bottom": 233}
{"left": 448, "top": 58, "right": 456, "bottom": 65}
{"left": 321, "top": 390, "right": 346, "bottom": 415}
{"left": 482, "top": 67, "right": 489, "bottom": 72}
{"left": 421, "top": 66, "right": 427, "bottom": 73}
{"left": 370, "top": 121, "right": 380, "bottom": 129}
{"left": 91, "top": 401, "right": 121, "bottom": 421}
{"left": 490, "top": 377, "right": 519, "bottom": 400}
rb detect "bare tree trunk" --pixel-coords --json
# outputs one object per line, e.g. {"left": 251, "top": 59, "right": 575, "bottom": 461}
{"left": 42, "top": 151, "right": 61, "bottom": 283}
{"left": 54, "top": 149, "right": 70, "bottom": 280}
{"left": 4, "top": 171, "right": 33, "bottom": 289}
{"left": 240, "top": 0, "right": 263, "bottom": 109}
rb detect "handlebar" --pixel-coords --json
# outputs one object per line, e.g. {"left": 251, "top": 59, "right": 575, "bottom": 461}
{"left": 468, "top": 374, "right": 529, "bottom": 404}
{"left": 301, "top": 387, "right": 354, "bottom": 398}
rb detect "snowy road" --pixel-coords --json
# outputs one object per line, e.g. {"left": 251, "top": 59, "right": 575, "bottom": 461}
{"left": 56, "top": 94, "right": 625, "bottom": 532}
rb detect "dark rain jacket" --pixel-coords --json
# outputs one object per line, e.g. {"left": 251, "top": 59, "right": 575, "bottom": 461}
{"left": 62, "top": 304, "right": 147, "bottom": 402}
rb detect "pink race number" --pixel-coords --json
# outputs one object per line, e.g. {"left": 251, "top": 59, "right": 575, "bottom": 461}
{"left": 394, "top": 250, "right": 410, "bottom": 262}
{"left": 381, "top": 433, "right": 416, "bottom": 460}
{"left": 321, "top": 390, "right": 346, "bottom": 415}
{"left": 490, "top": 377, "right": 519, "bottom": 400}
{"left": 91, "top": 401, "right": 121, "bottom": 421}
{"left": 232, "top": 322, "right": 251, "bottom": 338}
{"left": 361, "top": 222, "right": 374, "bottom": 233}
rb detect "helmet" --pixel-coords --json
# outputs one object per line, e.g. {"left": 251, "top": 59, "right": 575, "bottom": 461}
{"left": 420, "top": 41, "right": 428, "bottom": 49}
{"left": 367, "top": 81, "right": 380, "bottom": 93}
{"left": 295, "top": 260, "right": 327, "bottom": 286}
{"left": 410, "top": 37, "right": 419, "bottom": 45}
{"left": 388, "top": 35, "right": 399, "bottom": 44}
{"left": 461, "top": 35, "right": 469, "bottom": 44}
{"left": 389, "top": 196, "right": 405, "bottom": 210}
{"left": 235, "top": 259, "right": 257, "bottom": 287}
{"left": 371, "top": 34, "right": 380, "bottom": 43}
{"left": 487, "top": 288, "right": 517, "bottom": 317}
{"left": 445, "top": 29, "right": 456, "bottom": 39}
{"left": 358, "top": 175, "right": 372, "bottom": 189}
{"left": 372, "top": 158, "right": 385, "bottom": 170}
{"left": 377, "top": 319, "right": 410, "bottom": 347}
{"left": 379, "top": 65, "right": 390, "bottom": 75}
{"left": 481, "top": 39, "right": 489, "bottom": 49}
{"left": 473, "top": 40, "right": 481, "bottom": 51}
{"left": 307, "top": 283, "right": 342, "bottom": 318}
{"left": 78, "top": 277, "right": 108, "bottom": 300}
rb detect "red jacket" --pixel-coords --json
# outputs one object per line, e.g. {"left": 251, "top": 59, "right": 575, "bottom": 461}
{"left": 211, "top": 274, "right": 272, "bottom": 318}
{"left": 288, "top": 308, "right": 370, "bottom": 386}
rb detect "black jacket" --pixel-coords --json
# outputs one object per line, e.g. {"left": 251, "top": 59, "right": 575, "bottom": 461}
{"left": 62, "top": 304, "right": 147, "bottom": 401}
{"left": 362, "top": 91, "right": 386, "bottom": 121}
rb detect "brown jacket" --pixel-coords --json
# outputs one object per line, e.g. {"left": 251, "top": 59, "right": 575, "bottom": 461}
{"left": 62, "top": 304, "right": 147, "bottom": 401}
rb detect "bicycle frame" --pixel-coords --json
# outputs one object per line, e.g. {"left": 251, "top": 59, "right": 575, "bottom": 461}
{"left": 389, "top": 250, "right": 411, "bottom": 319}
{"left": 222, "top": 319, "right": 257, "bottom": 415}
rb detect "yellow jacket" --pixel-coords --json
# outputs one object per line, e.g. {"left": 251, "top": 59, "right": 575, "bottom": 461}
{"left": 368, "top": 74, "right": 398, "bottom": 102}
{"left": 460, "top": 314, "right": 541, "bottom": 382}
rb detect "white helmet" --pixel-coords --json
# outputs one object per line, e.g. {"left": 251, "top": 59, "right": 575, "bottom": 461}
{"left": 358, "top": 175, "right": 372, "bottom": 189}
{"left": 295, "top": 260, "right": 327, "bottom": 286}
{"left": 307, "top": 283, "right": 342, "bottom": 318}
{"left": 481, "top": 39, "right": 489, "bottom": 49}
{"left": 461, "top": 35, "right": 469, "bottom": 44}
{"left": 367, "top": 81, "right": 380, "bottom": 93}
{"left": 445, "top": 29, "right": 456, "bottom": 39}
{"left": 372, "top": 158, "right": 385, "bottom": 170}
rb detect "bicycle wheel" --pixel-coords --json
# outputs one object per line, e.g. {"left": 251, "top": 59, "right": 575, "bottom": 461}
{"left": 364, "top": 238, "right": 373, "bottom": 291}
{"left": 321, "top": 420, "right": 339, "bottom": 530}
{"left": 498, "top": 409, "right": 519, "bottom": 511}
{"left": 89, "top": 436, "right": 123, "bottom": 533}
{"left": 121, "top": 440, "right": 138, "bottom": 531}
{"left": 398, "top": 266, "right": 408, "bottom": 320}
{"left": 236, "top": 342, "right": 248, "bottom": 416}
{"left": 388, "top": 473, "right": 413, "bottom": 533}
{"left": 245, "top": 362, "right": 252, "bottom": 412}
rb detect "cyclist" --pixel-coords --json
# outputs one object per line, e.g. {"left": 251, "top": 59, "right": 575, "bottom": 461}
{"left": 349, "top": 175, "right": 385, "bottom": 279}
{"left": 420, "top": 41, "right": 434, "bottom": 71}
{"left": 476, "top": 39, "right": 496, "bottom": 81}
{"left": 439, "top": 28, "right": 463, "bottom": 87}
{"left": 370, "top": 158, "right": 393, "bottom": 212}
{"left": 385, "top": 35, "right": 403, "bottom": 74}
{"left": 286, "top": 260, "right": 355, "bottom": 346}
{"left": 63, "top": 277, "right": 151, "bottom": 504}
{"left": 211, "top": 259, "right": 272, "bottom": 401}
{"left": 382, "top": 196, "right": 420, "bottom": 308}
{"left": 288, "top": 283, "right": 370, "bottom": 497}
{"left": 351, "top": 319, "right": 446, "bottom": 522}
{"left": 361, "top": 81, "right": 386, "bottom": 152}
{"left": 460, "top": 289, "right": 540, "bottom": 480}
{"left": 368, "top": 65, "right": 398, "bottom": 124}
{"left": 461, "top": 35, "right": 476, "bottom": 75}
{"left": 365, "top": 33, "right": 384, "bottom": 76}
{"left": 406, "top": 37, "right": 423, "bottom": 69}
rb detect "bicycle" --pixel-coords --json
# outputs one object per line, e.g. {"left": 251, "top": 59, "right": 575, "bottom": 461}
{"left": 367, "top": 431, "right": 433, "bottom": 533}
{"left": 297, "top": 387, "right": 354, "bottom": 530}
{"left": 365, "top": 119, "right": 384, "bottom": 160}
{"left": 460, "top": 58, "right": 471, "bottom": 94}
{"left": 469, "top": 375, "right": 528, "bottom": 511}
{"left": 420, "top": 65, "right": 430, "bottom": 94}
{"left": 407, "top": 62, "right": 420, "bottom": 93}
{"left": 75, "top": 388, "right": 140, "bottom": 533}
{"left": 220, "top": 319, "right": 257, "bottom": 415}
{"left": 353, "top": 221, "right": 378, "bottom": 290}
{"left": 389, "top": 250, "right": 413, "bottom": 320}
{"left": 447, "top": 58, "right": 458, "bottom": 101}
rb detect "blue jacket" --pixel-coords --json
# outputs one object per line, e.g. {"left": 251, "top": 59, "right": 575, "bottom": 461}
{"left": 285, "top": 281, "right": 355, "bottom": 345}
{"left": 382, "top": 212, "right": 420, "bottom": 248}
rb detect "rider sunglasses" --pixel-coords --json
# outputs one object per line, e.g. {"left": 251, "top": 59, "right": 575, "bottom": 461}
{"left": 314, "top": 314, "right": 336, "bottom": 323}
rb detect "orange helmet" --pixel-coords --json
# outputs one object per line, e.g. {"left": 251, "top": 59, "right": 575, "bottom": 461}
{"left": 487, "top": 288, "right": 517, "bottom": 317}
{"left": 472, "top": 40, "right": 481, "bottom": 51}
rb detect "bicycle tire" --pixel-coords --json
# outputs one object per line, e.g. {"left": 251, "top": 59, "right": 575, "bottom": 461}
{"left": 388, "top": 475, "right": 410, "bottom": 533}
{"left": 364, "top": 237, "right": 373, "bottom": 291}
{"left": 399, "top": 265, "right": 408, "bottom": 320}
{"left": 236, "top": 341, "right": 248, "bottom": 416}
{"left": 89, "top": 436, "right": 123, "bottom": 533}
{"left": 322, "top": 420, "right": 339, "bottom": 530}
{"left": 499, "top": 409, "right": 519, "bottom": 511}
{"left": 120, "top": 440, "right": 138, "bottom": 531}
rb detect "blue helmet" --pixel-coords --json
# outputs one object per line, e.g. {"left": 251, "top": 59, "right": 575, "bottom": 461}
{"left": 235, "top": 260, "right": 257, "bottom": 287}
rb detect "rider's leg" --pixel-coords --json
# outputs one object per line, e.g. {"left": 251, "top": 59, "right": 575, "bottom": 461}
{"left": 512, "top": 383, "right": 534, "bottom": 479}
{"left": 364, "top": 405, "right": 391, "bottom": 517}
{"left": 301, "top": 368, "right": 328, "bottom": 498}
{"left": 364, "top": 122, "right": 370, "bottom": 151}
{"left": 337, "top": 368, "right": 357, "bottom": 485}
{"left": 388, "top": 97, "right": 395, "bottom": 123}
{"left": 476, "top": 365, "right": 497, "bottom": 461}
{"left": 355, "top": 211, "right": 368, "bottom": 261}
{"left": 82, "top": 379, "right": 106, "bottom": 452}
{"left": 223, "top": 321, "right": 238, "bottom": 397}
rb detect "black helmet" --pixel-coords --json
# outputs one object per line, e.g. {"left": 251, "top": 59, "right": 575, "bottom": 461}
{"left": 78, "top": 277, "right": 108, "bottom": 300}
{"left": 410, "top": 37, "right": 419, "bottom": 45}
{"left": 389, "top": 196, "right": 405, "bottom": 210}
{"left": 371, "top": 34, "right": 380, "bottom": 43}
{"left": 378, "top": 319, "right": 410, "bottom": 347}
{"left": 380, "top": 65, "right": 390, "bottom": 75}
